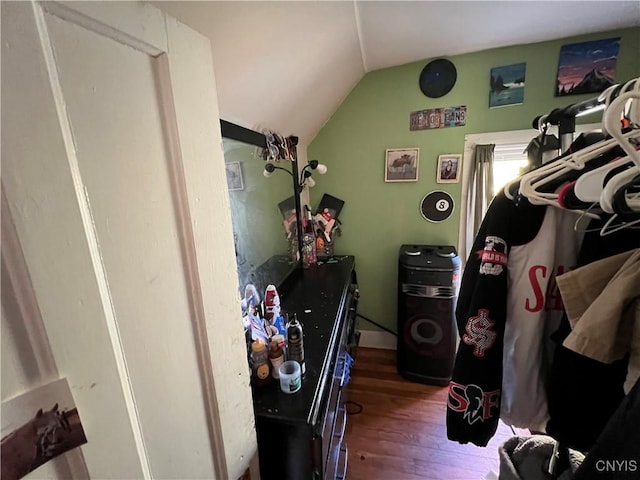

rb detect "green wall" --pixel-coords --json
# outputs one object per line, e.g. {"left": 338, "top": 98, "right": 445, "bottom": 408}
{"left": 308, "top": 27, "right": 640, "bottom": 333}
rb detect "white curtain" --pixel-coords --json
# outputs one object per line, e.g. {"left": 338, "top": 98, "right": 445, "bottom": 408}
{"left": 459, "top": 144, "right": 495, "bottom": 263}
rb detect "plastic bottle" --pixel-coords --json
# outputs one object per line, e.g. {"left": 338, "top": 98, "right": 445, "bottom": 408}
{"left": 268, "top": 336, "right": 285, "bottom": 379}
{"left": 287, "top": 314, "right": 306, "bottom": 375}
{"left": 302, "top": 207, "right": 317, "bottom": 268}
{"left": 264, "top": 284, "right": 281, "bottom": 322}
{"left": 251, "top": 340, "right": 271, "bottom": 385}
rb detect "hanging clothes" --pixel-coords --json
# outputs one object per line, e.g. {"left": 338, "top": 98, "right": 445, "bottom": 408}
{"left": 558, "top": 248, "right": 640, "bottom": 393}
{"left": 572, "top": 376, "right": 640, "bottom": 480}
{"left": 446, "top": 190, "right": 582, "bottom": 446}
{"left": 546, "top": 221, "right": 640, "bottom": 452}
{"left": 449, "top": 77, "right": 640, "bottom": 449}
{"left": 525, "top": 130, "right": 560, "bottom": 170}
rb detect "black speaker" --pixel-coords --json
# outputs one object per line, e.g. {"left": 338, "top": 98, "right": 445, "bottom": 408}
{"left": 397, "top": 245, "right": 460, "bottom": 386}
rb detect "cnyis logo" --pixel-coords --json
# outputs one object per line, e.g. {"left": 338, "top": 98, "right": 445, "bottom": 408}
{"left": 477, "top": 236, "right": 507, "bottom": 276}
{"left": 462, "top": 309, "right": 496, "bottom": 357}
{"left": 448, "top": 382, "right": 500, "bottom": 425}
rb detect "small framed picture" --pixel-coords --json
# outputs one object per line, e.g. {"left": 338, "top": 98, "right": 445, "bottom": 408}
{"left": 437, "top": 154, "right": 461, "bottom": 183}
{"left": 384, "top": 148, "right": 420, "bottom": 182}
{"left": 225, "top": 161, "right": 244, "bottom": 191}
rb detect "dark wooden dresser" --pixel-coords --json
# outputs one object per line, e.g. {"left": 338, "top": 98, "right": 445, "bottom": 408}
{"left": 251, "top": 256, "right": 358, "bottom": 480}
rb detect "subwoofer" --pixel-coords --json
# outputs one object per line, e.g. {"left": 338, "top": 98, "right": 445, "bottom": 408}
{"left": 397, "top": 245, "right": 460, "bottom": 386}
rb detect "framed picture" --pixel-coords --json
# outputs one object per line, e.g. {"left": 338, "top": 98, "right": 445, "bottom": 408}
{"left": 555, "top": 37, "right": 620, "bottom": 96}
{"left": 437, "top": 154, "right": 461, "bottom": 183}
{"left": 225, "top": 161, "right": 244, "bottom": 191}
{"left": 490, "top": 62, "right": 526, "bottom": 108}
{"left": 384, "top": 148, "right": 419, "bottom": 182}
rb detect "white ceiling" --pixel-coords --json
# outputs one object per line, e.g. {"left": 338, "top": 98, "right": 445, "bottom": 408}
{"left": 154, "top": 1, "right": 640, "bottom": 145}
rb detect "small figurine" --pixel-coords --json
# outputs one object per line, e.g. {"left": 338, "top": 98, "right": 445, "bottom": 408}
{"left": 314, "top": 208, "right": 336, "bottom": 242}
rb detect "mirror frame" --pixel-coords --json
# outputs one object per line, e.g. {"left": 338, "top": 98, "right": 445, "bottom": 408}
{"left": 220, "top": 119, "right": 303, "bottom": 293}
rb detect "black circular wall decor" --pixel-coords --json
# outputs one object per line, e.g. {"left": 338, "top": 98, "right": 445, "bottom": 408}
{"left": 420, "top": 191, "right": 455, "bottom": 223}
{"left": 419, "top": 59, "right": 457, "bottom": 98}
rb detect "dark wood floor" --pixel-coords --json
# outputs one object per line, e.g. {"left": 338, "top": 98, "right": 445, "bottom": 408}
{"left": 344, "top": 347, "right": 520, "bottom": 480}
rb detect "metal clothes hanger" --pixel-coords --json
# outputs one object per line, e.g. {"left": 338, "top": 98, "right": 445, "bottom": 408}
{"left": 573, "top": 202, "right": 605, "bottom": 233}
{"left": 600, "top": 212, "right": 640, "bottom": 236}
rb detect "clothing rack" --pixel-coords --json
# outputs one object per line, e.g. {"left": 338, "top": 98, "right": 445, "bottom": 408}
{"left": 532, "top": 78, "right": 638, "bottom": 152}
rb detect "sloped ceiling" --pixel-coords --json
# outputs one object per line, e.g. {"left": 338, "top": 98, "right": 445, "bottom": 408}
{"left": 154, "top": 1, "right": 640, "bottom": 145}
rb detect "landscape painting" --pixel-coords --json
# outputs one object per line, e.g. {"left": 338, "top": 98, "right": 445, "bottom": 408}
{"left": 555, "top": 37, "right": 620, "bottom": 96}
{"left": 490, "top": 63, "right": 526, "bottom": 108}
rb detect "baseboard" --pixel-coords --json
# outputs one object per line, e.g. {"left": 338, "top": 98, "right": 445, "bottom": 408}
{"left": 357, "top": 330, "right": 397, "bottom": 350}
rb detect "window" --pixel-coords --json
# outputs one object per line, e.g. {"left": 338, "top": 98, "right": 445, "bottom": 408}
{"left": 492, "top": 143, "right": 529, "bottom": 195}
{"left": 459, "top": 123, "right": 600, "bottom": 264}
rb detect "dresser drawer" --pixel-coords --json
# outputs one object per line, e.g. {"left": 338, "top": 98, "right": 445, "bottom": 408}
{"left": 325, "top": 403, "right": 347, "bottom": 480}
{"left": 335, "top": 445, "right": 348, "bottom": 480}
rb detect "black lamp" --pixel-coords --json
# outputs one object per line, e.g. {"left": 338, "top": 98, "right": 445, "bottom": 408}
{"left": 261, "top": 133, "right": 327, "bottom": 262}
{"left": 264, "top": 159, "right": 327, "bottom": 192}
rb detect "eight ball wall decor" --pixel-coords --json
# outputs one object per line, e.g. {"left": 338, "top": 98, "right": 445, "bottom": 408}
{"left": 421, "top": 191, "right": 455, "bottom": 223}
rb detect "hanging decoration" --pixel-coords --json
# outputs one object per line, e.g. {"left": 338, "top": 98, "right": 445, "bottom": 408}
{"left": 420, "top": 191, "right": 455, "bottom": 222}
{"left": 410, "top": 105, "right": 467, "bottom": 131}
{"left": 419, "top": 58, "right": 457, "bottom": 98}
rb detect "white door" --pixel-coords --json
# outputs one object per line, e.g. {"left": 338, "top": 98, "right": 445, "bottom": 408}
{"left": 1, "top": 2, "right": 256, "bottom": 479}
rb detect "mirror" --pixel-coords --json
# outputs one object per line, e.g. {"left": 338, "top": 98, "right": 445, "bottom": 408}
{"left": 221, "top": 121, "right": 301, "bottom": 299}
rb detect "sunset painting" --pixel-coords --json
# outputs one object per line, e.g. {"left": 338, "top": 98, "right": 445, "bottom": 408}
{"left": 555, "top": 37, "right": 620, "bottom": 96}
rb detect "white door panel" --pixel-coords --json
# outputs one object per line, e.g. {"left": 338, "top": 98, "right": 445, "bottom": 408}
{"left": 3, "top": 3, "right": 147, "bottom": 477}
{"left": 2, "top": 1, "right": 256, "bottom": 479}
{"left": 44, "top": 10, "right": 215, "bottom": 477}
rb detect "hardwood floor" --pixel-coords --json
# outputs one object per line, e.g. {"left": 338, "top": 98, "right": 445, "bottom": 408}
{"left": 344, "top": 347, "right": 518, "bottom": 480}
